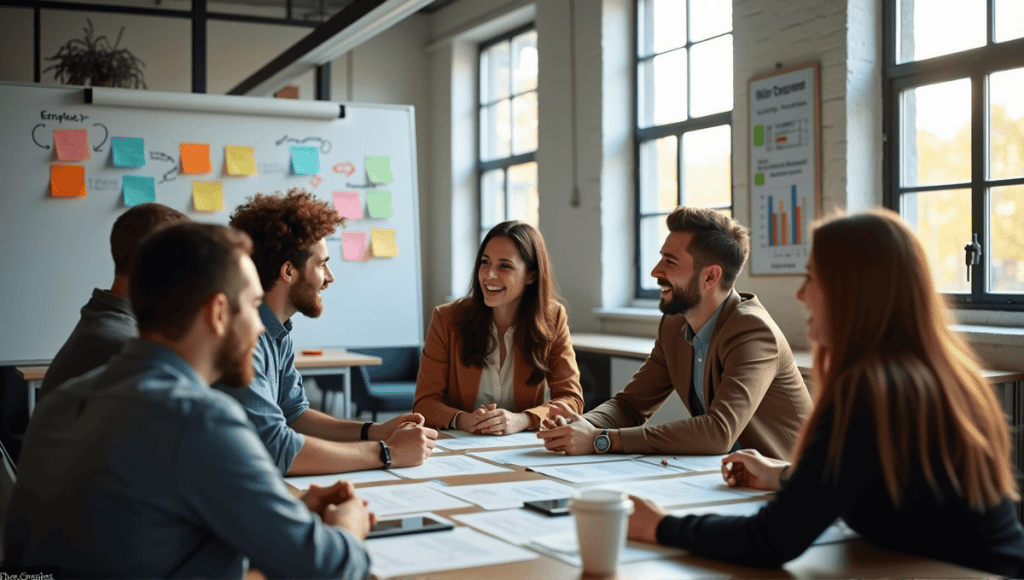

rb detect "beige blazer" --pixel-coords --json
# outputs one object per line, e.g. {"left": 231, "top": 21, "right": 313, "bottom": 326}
{"left": 413, "top": 300, "right": 584, "bottom": 429}
{"left": 585, "top": 291, "right": 812, "bottom": 460}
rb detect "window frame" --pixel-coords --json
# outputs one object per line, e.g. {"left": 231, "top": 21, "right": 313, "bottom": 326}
{"left": 633, "top": 0, "right": 733, "bottom": 300}
{"left": 476, "top": 23, "right": 538, "bottom": 241}
{"left": 883, "top": 0, "right": 1024, "bottom": 310}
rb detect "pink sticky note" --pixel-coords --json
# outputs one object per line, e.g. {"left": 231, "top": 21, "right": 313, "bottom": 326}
{"left": 333, "top": 191, "right": 363, "bottom": 220}
{"left": 342, "top": 232, "right": 368, "bottom": 261}
{"left": 54, "top": 129, "right": 91, "bottom": 161}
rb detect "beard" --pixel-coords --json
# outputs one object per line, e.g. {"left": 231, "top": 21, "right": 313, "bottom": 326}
{"left": 659, "top": 272, "right": 702, "bottom": 315}
{"left": 289, "top": 271, "right": 324, "bottom": 318}
{"left": 216, "top": 325, "right": 257, "bottom": 388}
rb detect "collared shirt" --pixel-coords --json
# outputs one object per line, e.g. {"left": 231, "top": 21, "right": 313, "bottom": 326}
{"left": 4, "top": 339, "right": 369, "bottom": 579}
{"left": 215, "top": 302, "right": 310, "bottom": 474}
{"left": 39, "top": 288, "right": 137, "bottom": 399}
{"left": 474, "top": 324, "right": 517, "bottom": 411}
{"left": 683, "top": 292, "right": 730, "bottom": 414}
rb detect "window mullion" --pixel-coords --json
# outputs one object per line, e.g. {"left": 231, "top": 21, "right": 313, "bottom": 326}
{"left": 971, "top": 72, "right": 986, "bottom": 299}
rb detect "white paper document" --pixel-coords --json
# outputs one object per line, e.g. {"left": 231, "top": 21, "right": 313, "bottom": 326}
{"left": 284, "top": 469, "right": 400, "bottom": 490}
{"left": 367, "top": 525, "right": 538, "bottom": 579}
{"left": 637, "top": 454, "right": 727, "bottom": 472}
{"left": 530, "top": 459, "right": 674, "bottom": 483}
{"left": 470, "top": 447, "right": 641, "bottom": 467}
{"left": 387, "top": 455, "right": 511, "bottom": 479}
{"left": 453, "top": 508, "right": 575, "bottom": 544}
{"left": 528, "top": 532, "right": 679, "bottom": 567}
{"left": 586, "top": 473, "right": 752, "bottom": 506}
{"left": 673, "top": 472, "right": 771, "bottom": 497}
{"left": 670, "top": 499, "right": 861, "bottom": 545}
{"left": 435, "top": 430, "right": 544, "bottom": 450}
{"left": 358, "top": 481, "right": 472, "bottom": 516}
{"left": 435, "top": 479, "right": 576, "bottom": 510}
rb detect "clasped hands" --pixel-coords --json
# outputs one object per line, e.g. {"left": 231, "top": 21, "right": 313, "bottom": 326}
{"left": 535, "top": 400, "right": 602, "bottom": 454}
{"left": 456, "top": 403, "right": 534, "bottom": 435}
{"left": 299, "top": 480, "right": 376, "bottom": 540}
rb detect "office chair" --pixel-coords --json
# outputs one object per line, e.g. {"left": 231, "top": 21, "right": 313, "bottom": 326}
{"left": 317, "top": 346, "right": 419, "bottom": 421}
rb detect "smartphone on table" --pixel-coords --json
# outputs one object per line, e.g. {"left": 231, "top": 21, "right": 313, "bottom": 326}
{"left": 523, "top": 498, "right": 571, "bottom": 516}
{"left": 366, "top": 514, "right": 455, "bottom": 539}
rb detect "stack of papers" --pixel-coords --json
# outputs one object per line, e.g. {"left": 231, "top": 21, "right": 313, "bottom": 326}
{"left": 434, "top": 479, "right": 576, "bottom": 510}
{"left": 435, "top": 430, "right": 545, "bottom": 451}
{"left": 367, "top": 525, "right": 537, "bottom": 578}
{"left": 387, "top": 455, "right": 511, "bottom": 479}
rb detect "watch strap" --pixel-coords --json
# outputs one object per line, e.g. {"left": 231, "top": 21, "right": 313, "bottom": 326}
{"left": 378, "top": 440, "right": 392, "bottom": 469}
{"left": 361, "top": 421, "right": 374, "bottom": 441}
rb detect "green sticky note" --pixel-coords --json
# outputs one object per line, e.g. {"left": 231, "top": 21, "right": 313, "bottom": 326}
{"left": 365, "top": 155, "right": 393, "bottom": 183}
{"left": 122, "top": 175, "right": 156, "bottom": 206}
{"left": 753, "top": 125, "right": 764, "bottom": 147}
{"left": 367, "top": 190, "right": 394, "bottom": 218}
{"left": 291, "top": 147, "right": 320, "bottom": 174}
{"left": 754, "top": 172, "right": 765, "bottom": 186}
{"left": 112, "top": 136, "right": 146, "bottom": 167}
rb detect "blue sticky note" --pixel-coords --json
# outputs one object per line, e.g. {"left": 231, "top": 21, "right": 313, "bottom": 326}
{"left": 291, "top": 146, "right": 320, "bottom": 174}
{"left": 122, "top": 175, "right": 156, "bottom": 206}
{"left": 112, "top": 136, "right": 146, "bottom": 168}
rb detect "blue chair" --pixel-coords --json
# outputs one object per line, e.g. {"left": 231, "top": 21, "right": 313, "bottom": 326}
{"left": 317, "top": 346, "right": 419, "bottom": 421}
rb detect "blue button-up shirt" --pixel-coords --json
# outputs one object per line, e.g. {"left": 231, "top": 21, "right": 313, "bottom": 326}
{"left": 4, "top": 339, "right": 369, "bottom": 579}
{"left": 683, "top": 293, "right": 730, "bottom": 414}
{"left": 216, "top": 302, "right": 310, "bottom": 473}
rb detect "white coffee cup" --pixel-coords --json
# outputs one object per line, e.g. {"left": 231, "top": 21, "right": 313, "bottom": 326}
{"left": 570, "top": 489, "right": 634, "bottom": 576}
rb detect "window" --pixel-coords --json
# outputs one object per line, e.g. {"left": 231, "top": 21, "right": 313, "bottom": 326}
{"left": 478, "top": 25, "right": 538, "bottom": 239}
{"left": 635, "top": 0, "right": 733, "bottom": 299}
{"left": 885, "top": 0, "right": 1024, "bottom": 308}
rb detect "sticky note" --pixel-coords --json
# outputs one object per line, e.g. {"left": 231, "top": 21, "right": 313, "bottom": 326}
{"left": 50, "top": 165, "right": 86, "bottom": 197}
{"left": 181, "top": 143, "right": 212, "bottom": 174}
{"left": 753, "top": 125, "right": 765, "bottom": 147}
{"left": 342, "top": 232, "right": 368, "bottom": 261}
{"left": 192, "top": 181, "right": 225, "bottom": 211}
{"left": 333, "top": 191, "right": 363, "bottom": 219}
{"left": 54, "top": 129, "right": 90, "bottom": 161}
{"left": 367, "top": 190, "right": 394, "bottom": 218}
{"left": 291, "top": 147, "right": 319, "bottom": 174}
{"left": 370, "top": 228, "right": 398, "bottom": 257}
{"left": 122, "top": 175, "right": 156, "bottom": 206}
{"left": 225, "top": 145, "right": 256, "bottom": 175}
{"left": 111, "top": 136, "right": 145, "bottom": 167}
{"left": 365, "top": 155, "right": 393, "bottom": 183}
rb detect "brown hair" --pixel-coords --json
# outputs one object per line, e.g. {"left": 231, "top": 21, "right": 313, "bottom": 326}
{"left": 130, "top": 223, "right": 253, "bottom": 341}
{"left": 110, "top": 203, "right": 188, "bottom": 274}
{"left": 229, "top": 188, "right": 345, "bottom": 291}
{"left": 792, "top": 209, "right": 1018, "bottom": 509}
{"left": 457, "top": 221, "right": 561, "bottom": 385}
{"left": 666, "top": 206, "right": 750, "bottom": 289}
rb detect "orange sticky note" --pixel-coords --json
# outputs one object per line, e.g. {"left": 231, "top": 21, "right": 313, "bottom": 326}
{"left": 192, "top": 181, "right": 225, "bottom": 211}
{"left": 51, "top": 165, "right": 86, "bottom": 197}
{"left": 54, "top": 129, "right": 90, "bottom": 161}
{"left": 181, "top": 143, "right": 212, "bottom": 174}
{"left": 225, "top": 145, "right": 256, "bottom": 175}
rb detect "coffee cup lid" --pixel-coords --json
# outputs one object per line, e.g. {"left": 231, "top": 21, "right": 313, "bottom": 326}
{"left": 570, "top": 489, "right": 633, "bottom": 512}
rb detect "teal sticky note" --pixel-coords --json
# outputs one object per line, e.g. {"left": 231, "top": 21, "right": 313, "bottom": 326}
{"left": 291, "top": 147, "right": 320, "bottom": 174}
{"left": 112, "top": 136, "right": 146, "bottom": 168}
{"left": 367, "top": 190, "right": 394, "bottom": 218}
{"left": 365, "top": 155, "right": 393, "bottom": 183}
{"left": 122, "top": 175, "right": 156, "bottom": 206}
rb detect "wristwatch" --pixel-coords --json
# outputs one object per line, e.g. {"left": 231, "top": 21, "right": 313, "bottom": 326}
{"left": 593, "top": 428, "right": 611, "bottom": 454}
{"left": 379, "top": 440, "right": 392, "bottom": 469}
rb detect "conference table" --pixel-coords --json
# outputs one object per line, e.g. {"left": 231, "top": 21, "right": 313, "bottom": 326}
{"left": 15, "top": 348, "right": 382, "bottom": 419}
{"left": 289, "top": 432, "right": 988, "bottom": 579}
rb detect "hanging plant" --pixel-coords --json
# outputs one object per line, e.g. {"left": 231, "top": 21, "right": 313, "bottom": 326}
{"left": 44, "top": 19, "right": 147, "bottom": 89}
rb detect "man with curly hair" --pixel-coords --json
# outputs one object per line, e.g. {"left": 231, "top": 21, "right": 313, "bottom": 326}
{"left": 219, "top": 189, "right": 436, "bottom": 475}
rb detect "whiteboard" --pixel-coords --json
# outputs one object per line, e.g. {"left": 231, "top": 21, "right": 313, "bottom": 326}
{"left": 0, "top": 82, "right": 423, "bottom": 365}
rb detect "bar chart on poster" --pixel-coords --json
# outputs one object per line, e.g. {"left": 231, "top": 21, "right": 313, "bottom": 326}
{"left": 748, "top": 64, "right": 820, "bottom": 275}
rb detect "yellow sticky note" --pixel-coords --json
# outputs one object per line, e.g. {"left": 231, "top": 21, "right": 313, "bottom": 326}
{"left": 192, "top": 181, "right": 225, "bottom": 211}
{"left": 225, "top": 146, "right": 256, "bottom": 175}
{"left": 181, "top": 143, "right": 212, "bottom": 174}
{"left": 370, "top": 228, "right": 398, "bottom": 257}
{"left": 50, "top": 165, "right": 86, "bottom": 197}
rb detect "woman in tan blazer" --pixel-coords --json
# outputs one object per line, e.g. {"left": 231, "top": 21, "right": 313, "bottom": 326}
{"left": 414, "top": 221, "right": 583, "bottom": 435}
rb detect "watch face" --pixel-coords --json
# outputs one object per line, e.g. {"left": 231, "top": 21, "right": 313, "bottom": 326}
{"left": 594, "top": 434, "right": 611, "bottom": 453}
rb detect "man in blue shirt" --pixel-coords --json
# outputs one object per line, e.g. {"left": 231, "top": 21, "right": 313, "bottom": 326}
{"left": 5, "top": 223, "right": 373, "bottom": 579}
{"left": 222, "top": 189, "right": 436, "bottom": 475}
{"left": 39, "top": 202, "right": 188, "bottom": 399}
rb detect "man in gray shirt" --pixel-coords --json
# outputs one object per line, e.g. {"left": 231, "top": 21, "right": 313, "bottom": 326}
{"left": 5, "top": 223, "right": 373, "bottom": 579}
{"left": 39, "top": 202, "right": 188, "bottom": 399}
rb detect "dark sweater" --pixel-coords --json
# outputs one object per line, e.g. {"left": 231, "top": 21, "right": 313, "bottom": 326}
{"left": 656, "top": 405, "right": 1024, "bottom": 576}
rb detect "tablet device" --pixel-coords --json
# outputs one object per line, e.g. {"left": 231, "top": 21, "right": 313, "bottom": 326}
{"left": 366, "top": 515, "right": 455, "bottom": 539}
{"left": 523, "top": 498, "right": 571, "bottom": 516}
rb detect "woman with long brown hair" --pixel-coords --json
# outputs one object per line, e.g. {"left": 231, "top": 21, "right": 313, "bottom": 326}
{"left": 413, "top": 221, "right": 584, "bottom": 434}
{"left": 627, "top": 209, "right": 1024, "bottom": 576}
